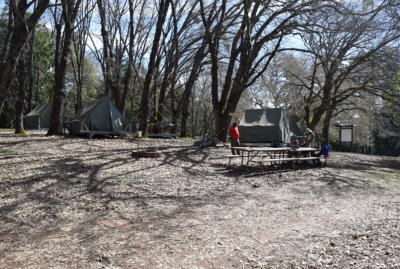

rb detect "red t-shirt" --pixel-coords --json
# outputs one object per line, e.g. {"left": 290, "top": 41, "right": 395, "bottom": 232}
{"left": 229, "top": 126, "right": 239, "bottom": 139}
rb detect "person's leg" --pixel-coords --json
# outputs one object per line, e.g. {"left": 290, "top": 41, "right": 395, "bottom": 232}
{"left": 235, "top": 139, "right": 241, "bottom": 155}
{"left": 231, "top": 138, "right": 240, "bottom": 155}
{"left": 230, "top": 138, "right": 236, "bottom": 155}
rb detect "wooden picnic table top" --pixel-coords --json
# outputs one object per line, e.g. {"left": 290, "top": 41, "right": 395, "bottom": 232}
{"left": 232, "top": 146, "right": 317, "bottom": 152}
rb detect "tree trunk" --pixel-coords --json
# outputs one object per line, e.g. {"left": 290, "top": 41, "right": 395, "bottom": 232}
{"left": 75, "top": 77, "right": 83, "bottom": 114}
{"left": 48, "top": 67, "right": 67, "bottom": 135}
{"left": 156, "top": 51, "right": 174, "bottom": 122}
{"left": 0, "top": 5, "right": 14, "bottom": 65}
{"left": 322, "top": 106, "right": 334, "bottom": 141}
{"left": 180, "top": 110, "right": 189, "bottom": 137}
{"left": 97, "top": 0, "right": 112, "bottom": 97}
{"left": 179, "top": 40, "right": 208, "bottom": 137}
{"left": 139, "top": 0, "right": 170, "bottom": 135}
{"left": 0, "top": 25, "right": 28, "bottom": 113}
{"left": 14, "top": 57, "right": 26, "bottom": 133}
{"left": 201, "top": 107, "right": 209, "bottom": 136}
{"left": 26, "top": 30, "right": 35, "bottom": 112}
{"left": 214, "top": 112, "right": 230, "bottom": 142}
{"left": 48, "top": 0, "right": 82, "bottom": 135}
{"left": 35, "top": 62, "right": 41, "bottom": 105}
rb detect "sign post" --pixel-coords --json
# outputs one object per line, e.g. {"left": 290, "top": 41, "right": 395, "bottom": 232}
{"left": 337, "top": 124, "right": 355, "bottom": 152}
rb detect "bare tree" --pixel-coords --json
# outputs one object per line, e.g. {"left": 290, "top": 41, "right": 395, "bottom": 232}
{"left": 199, "top": 0, "right": 322, "bottom": 142}
{"left": 247, "top": 54, "right": 291, "bottom": 109}
{"left": 91, "top": 0, "right": 152, "bottom": 116}
{"left": 147, "top": 0, "right": 209, "bottom": 137}
{"left": 47, "top": 0, "right": 83, "bottom": 135}
{"left": 138, "top": 0, "right": 170, "bottom": 135}
{"left": 0, "top": 0, "right": 50, "bottom": 114}
{"left": 70, "top": 0, "right": 96, "bottom": 113}
{"left": 297, "top": 1, "right": 400, "bottom": 139}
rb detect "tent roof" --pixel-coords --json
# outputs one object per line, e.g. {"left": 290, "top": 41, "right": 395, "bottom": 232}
{"left": 74, "top": 96, "right": 110, "bottom": 119}
{"left": 239, "top": 108, "right": 284, "bottom": 126}
{"left": 26, "top": 103, "right": 51, "bottom": 117}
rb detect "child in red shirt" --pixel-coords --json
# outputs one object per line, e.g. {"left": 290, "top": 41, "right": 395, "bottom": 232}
{"left": 229, "top": 122, "right": 240, "bottom": 155}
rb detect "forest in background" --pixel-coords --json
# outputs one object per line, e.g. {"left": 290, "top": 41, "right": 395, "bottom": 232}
{"left": 0, "top": 0, "right": 399, "bottom": 154}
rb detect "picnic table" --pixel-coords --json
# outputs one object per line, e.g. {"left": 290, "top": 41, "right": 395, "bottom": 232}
{"left": 229, "top": 146, "right": 320, "bottom": 168}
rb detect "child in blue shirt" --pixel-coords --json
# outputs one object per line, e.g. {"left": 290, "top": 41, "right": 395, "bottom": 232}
{"left": 318, "top": 137, "right": 330, "bottom": 157}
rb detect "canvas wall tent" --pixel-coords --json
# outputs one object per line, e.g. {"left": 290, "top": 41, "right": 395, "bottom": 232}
{"left": 67, "top": 96, "right": 123, "bottom": 136}
{"left": 289, "top": 117, "right": 303, "bottom": 137}
{"left": 238, "top": 108, "right": 301, "bottom": 144}
{"left": 24, "top": 103, "right": 52, "bottom": 129}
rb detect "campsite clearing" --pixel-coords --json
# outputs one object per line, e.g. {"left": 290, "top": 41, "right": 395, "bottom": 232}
{"left": 0, "top": 130, "right": 400, "bottom": 268}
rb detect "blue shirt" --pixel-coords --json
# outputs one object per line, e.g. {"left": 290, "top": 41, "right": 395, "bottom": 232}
{"left": 320, "top": 143, "right": 330, "bottom": 156}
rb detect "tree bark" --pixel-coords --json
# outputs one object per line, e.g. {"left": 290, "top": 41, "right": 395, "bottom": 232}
{"left": 26, "top": 30, "right": 35, "bottom": 112}
{"left": 322, "top": 106, "right": 334, "bottom": 141}
{"left": 14, "top": 56, "right": 26, "bottom": 133}
{"left": 96, "top": 0, "right": 112, "bottom": 97}
{"left": 0, "top": 23, "right": 29, "bottom": 113}
{"left": 0, "top": 5, "right": 14, "bottom": 65}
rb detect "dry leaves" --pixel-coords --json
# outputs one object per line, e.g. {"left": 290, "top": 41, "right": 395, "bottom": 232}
{"left": 0, "top": 130, "right": 400, "bottom": 268}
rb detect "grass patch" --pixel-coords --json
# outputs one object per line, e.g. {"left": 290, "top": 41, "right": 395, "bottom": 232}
{"left": 15, "top": 129, "right": 27, "bottom": 135}
{"left": 0, "top": 148, "right": 12, "bottom": 154}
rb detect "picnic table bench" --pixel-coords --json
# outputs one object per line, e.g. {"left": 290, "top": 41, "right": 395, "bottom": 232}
{"left": 224, "top": 154, "right": 271, "bottom": 166}
{"left": 252, "top": 156, "right": 321, "bottom": 169}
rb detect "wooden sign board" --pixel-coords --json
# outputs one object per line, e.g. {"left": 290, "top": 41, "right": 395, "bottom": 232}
{"left": 340, "top": 128, "right": 353, "bottom": 143}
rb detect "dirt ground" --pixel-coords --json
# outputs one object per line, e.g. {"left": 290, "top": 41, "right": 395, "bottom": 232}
{"left": 0, "top": 130, "right": 399, "bottom": 269}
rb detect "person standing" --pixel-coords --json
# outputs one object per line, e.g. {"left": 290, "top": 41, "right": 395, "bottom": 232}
{"left": 302, "top": 128, "right": 315, "bottom": 147}
{"left": 229, "top": 122, "right": 240, "bottom": 155}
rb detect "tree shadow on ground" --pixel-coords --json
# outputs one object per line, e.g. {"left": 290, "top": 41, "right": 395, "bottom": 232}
{"left": 1, "top": 139, "right": 399, "bottom": 255}
{"left": 0, "top": 140, "right": 236, "bottom": 243}
{"left": 327, "top": 152, "right": 400, "bottom": 171}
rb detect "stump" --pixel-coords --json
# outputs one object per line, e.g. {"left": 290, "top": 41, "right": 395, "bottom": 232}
{"left": 131, "top": 150, "right": 162, "bottom": 158}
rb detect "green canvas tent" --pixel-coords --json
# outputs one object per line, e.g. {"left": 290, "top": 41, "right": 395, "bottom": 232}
{"left": 67, "top": 96, "right": 123, "bottom": 136}
{"left": 24, "top": 103, "right": 52, "bottom": 129}
{"left": 289, "top": 117, "right": 303, "bottom": 137}
{"left": 238, "top": 108, "right": 300, "bottom": 144}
